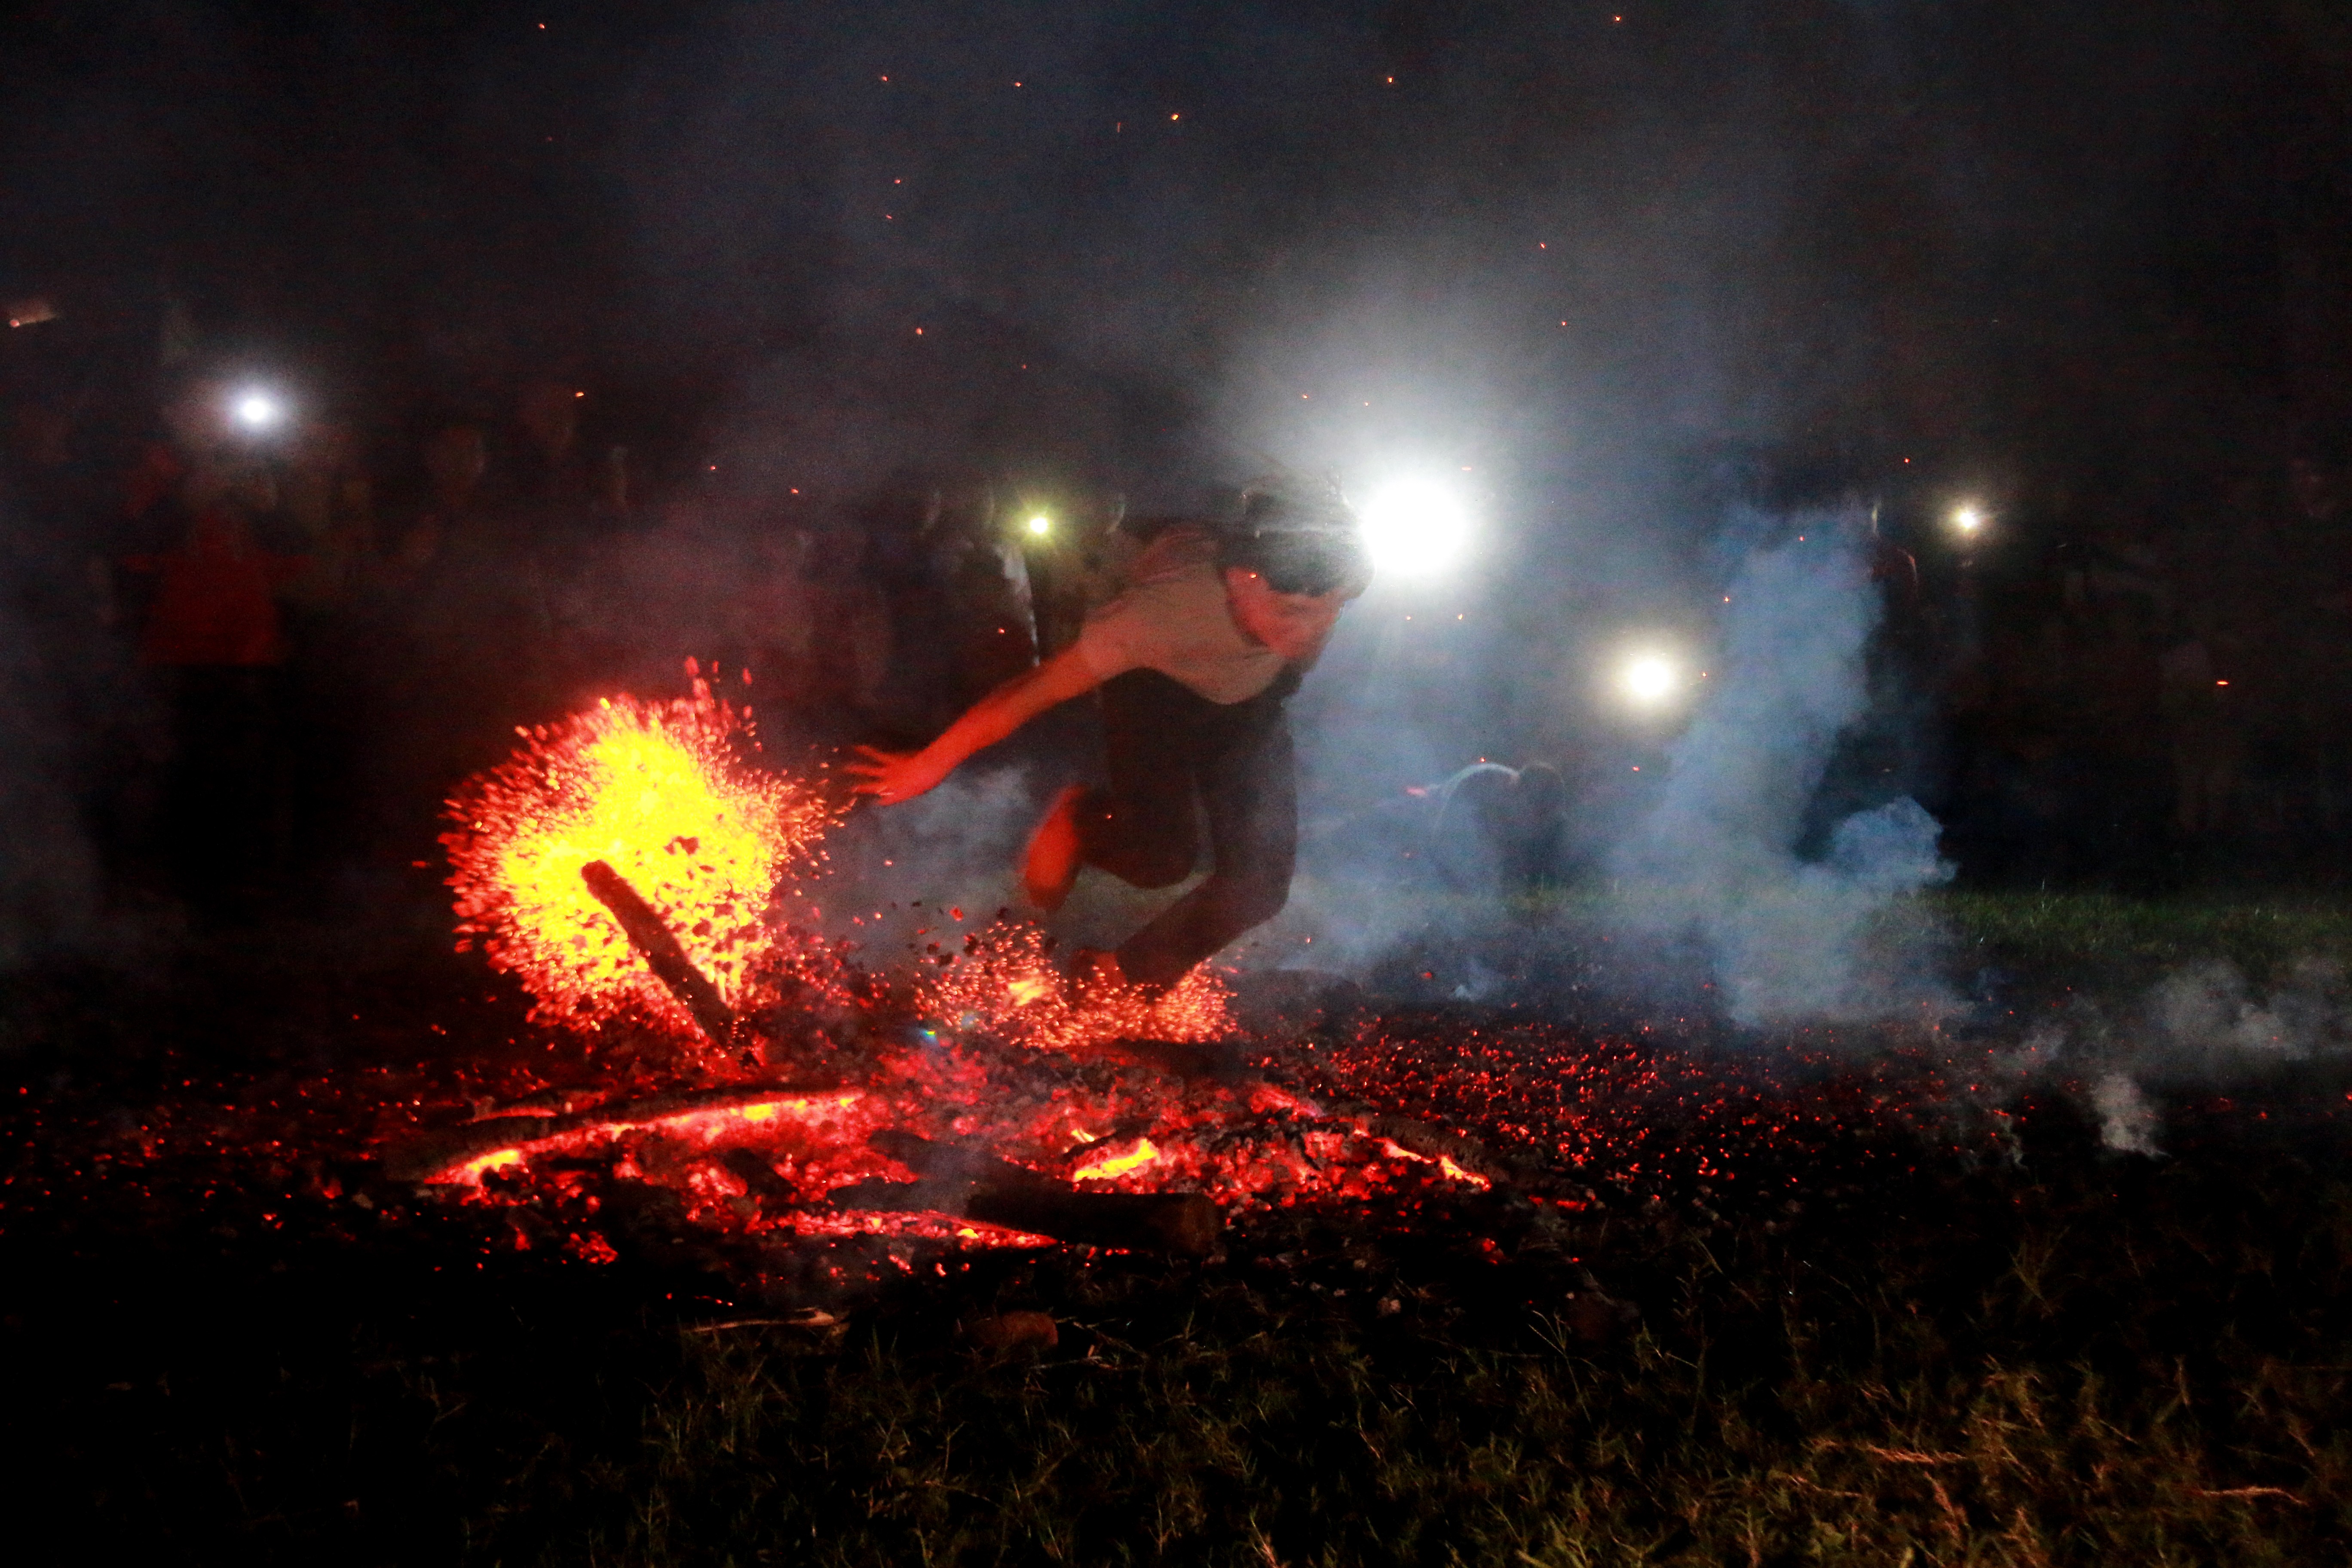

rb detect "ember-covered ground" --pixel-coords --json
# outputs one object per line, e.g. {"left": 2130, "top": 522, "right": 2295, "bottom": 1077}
{"left": 6, "top": 888, "right": 2352, "bottom": 1564}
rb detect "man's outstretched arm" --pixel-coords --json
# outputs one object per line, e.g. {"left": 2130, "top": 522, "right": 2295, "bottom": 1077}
{"left": 845, "top": 643, "right": 1107, "bottom": 804}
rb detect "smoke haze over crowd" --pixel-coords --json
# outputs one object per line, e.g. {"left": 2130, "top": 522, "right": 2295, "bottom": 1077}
{"left": 3, "top": 0, "right": 2350, "bottom": 1014}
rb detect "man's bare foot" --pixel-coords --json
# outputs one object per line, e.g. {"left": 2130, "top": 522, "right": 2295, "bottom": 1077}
{"left": 1066, "top": 946, "right": 1129, "bottom": 1003}
{"left": 1022, "top": 785, "right": 1090, "bottom": 911}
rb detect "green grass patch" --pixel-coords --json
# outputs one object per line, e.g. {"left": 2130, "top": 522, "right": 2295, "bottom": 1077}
{"left": 1934, "top": 890, "right": 2352, "bottom": 991}
{"left": 467, "top": 1147, "right": 2352, "bottom": 1565}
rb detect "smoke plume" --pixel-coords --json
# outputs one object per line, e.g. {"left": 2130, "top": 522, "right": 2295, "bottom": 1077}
{"left": 2090, "top": 1072, "right": 2162, "bottom": 1157}
{"left": 1608, "top": 512, "right": 1953, "bottom": 1026}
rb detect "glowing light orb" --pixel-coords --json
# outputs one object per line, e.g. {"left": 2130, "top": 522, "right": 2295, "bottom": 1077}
{"left": 1951, "top": 503, "right": 1985, "bottom": 534}
{"left": 1621, "top": 655, "right": 1677, "bottom": 705}
{"left": 1359, "top": 478, "right": 1469, "bottom": 576}
{"left": 1025, "top": 513, "right": 1051, "bottom": 537}
{"left": 232, "top": 390, "right": 284, "bottom": 432}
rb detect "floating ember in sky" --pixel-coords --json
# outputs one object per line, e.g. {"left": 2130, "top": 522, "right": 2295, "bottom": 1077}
{"left": 442, "top": 672, "right": 836, "bottom": 1034}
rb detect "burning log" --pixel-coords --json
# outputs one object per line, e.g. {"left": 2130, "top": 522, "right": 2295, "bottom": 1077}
{"left": 720, "top": 1147, "right": 804, "bottom": 1206}
{"left": 580, "top": 859, "right": 738, "bottom": 1044}
{"left": 1086, "top": 1037, "right": 1256, "bottom": 1082}
{"left": 1328, "top": 1103, "right": 1513, "bottom": 1185}
{"left": 385, "top": 1081, "right": 838, "bottom": 1183}
{"left": 867, "top": 1127, "right": 1056, "bottom": 1188}
{"left": 836, "top": 1130, "right": 1222, "bottom": 1257}
{"left": 966, "top": 1185, "right": 1220, "bottom": 1257}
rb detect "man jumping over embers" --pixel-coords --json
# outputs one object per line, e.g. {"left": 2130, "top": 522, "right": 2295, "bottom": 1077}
{"left": 847, "top": 482, "right": 1370, "bottom": 995}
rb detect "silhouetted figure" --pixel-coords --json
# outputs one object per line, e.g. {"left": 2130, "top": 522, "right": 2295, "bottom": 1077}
{"left": 2160, "top": 631, "right": 2242, "bottom": 840}
{"left": 511, "top": 378, "right": 589, "bottom": 522}
{"left": 278, "top": 420, "right": 377, "bottom": 888}
{"left": 1424, "top": 761, "right": 1567, "bottom": 895}
{"left": 375, "top": 422, "right": 554, "bottom": 849}
{"left": 864, "top": 481, "right": 1038, "bottom": 739}
{"left": 121, "top": 457, "right": 308, "bottom": 916}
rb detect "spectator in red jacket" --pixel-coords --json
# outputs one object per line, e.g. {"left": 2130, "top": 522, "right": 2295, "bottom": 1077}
{"left": 123, "top": 467, "right": 308, "bottom": 667}
{"left": 120, "top": 457, "right": 310, "bottom": 918}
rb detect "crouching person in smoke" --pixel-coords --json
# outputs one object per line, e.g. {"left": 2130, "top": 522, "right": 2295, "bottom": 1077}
{"left": 1423, "top": 760, "right": 1568, "bottom": 897}
{"left": 847, "top": 482, "right": 1370, "bottom": 994}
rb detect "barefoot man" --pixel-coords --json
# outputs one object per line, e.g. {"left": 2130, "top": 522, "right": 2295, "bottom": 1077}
{"left": 847, "top": 484, "right": 1371, "bottom": 994}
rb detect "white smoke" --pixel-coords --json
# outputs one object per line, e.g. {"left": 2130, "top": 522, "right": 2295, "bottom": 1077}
{"left": 2012, "top": 958, "right": 2352, "bottom": 1077}
{"left": 808, "top": 766, "right": 1031, "bottom": 951}
{"left": 2143, "top": 958, "right": 2352, "bottom": 1061}
{"left": 2091, "top": 1072, "right": 2162, "bottom": 1156}
{"left": 1608, "top": 514, "right": 1953, "bottom": 1026}
{"left": 1986, "top": 959, "right": 2352, "bottom": 1152}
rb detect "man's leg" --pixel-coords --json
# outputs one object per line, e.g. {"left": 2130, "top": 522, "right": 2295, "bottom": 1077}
{"left": 1075, "top": 670, "right": 1205, "bottom": 890}
{"left": 1112, "top": 693, "right": 1295, "bottom": 989}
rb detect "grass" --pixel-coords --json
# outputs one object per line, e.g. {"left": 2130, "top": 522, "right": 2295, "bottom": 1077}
{"left": 9, "top": 887, "right": 2352, "bottom": 1562}
{"left": 1934, "top": 889, "right": 2352, "bottom": 992}
{"left": 464, "top": 1128, "right": 2352, "bottom": 1566}
{"left": 1276, "top": 877, "right": 2352, "bottom": 1019}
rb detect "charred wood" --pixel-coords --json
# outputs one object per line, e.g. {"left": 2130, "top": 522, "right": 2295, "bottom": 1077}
{"left": 965, "top": 1185, "right": 1220, "bottom": 1257}
{"left": 867, "top": 1128, "right": 1057, "bottom": 1189}
{"left": 580, "top": 859, "right": 738, "bottom": 1044}
{"left": 1330, "top": 1102, "right": 1517, "bottom": 1183}
{"left": 719, "top": 1147, "right": 802, "bottom": 1205}
{"left": 834, "top": 1130, "right": 1221, "bottom": 1256}
{"left": 1086, "top": 1037, "right": 1257, "bottom": 1082}
{"left": 384, "top": 1081, "right": 837, "bottom": 1182}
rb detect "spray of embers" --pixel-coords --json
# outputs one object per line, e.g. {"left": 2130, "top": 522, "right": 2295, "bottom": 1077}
{"left": 402, "top": 673, "right": 1505, "bottom": 1279}
{"left": 443, "top": 669, "right": 833, "bottom": 1036}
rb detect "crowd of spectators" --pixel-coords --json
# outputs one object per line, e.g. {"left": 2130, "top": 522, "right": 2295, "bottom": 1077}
{"left": 1931, "top": 454, "right": 2352, "bottom": 885}
{"left": 0, "top": 352, "right": 1066, "bottom": 925}
{"left": 3, "top": 325, "right": 2347, "bottom": 933}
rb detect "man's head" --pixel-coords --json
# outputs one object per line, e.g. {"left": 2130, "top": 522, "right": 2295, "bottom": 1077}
{"left": 1218, "top": 480, "right": 1371, "bottom": 661}
{"left": 516, "top": 380, "right": 582, "bottom": 463}
{"left": 424, "top": 424, "right": 488, "bottom": 508}
{"left": 1218, "top": 480, "right": 1372, "bottom": 597}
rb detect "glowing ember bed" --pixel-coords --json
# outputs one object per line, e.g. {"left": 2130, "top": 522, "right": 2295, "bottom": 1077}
{"left": 395, "top": 674, "right": 1508, "bottom": 1273}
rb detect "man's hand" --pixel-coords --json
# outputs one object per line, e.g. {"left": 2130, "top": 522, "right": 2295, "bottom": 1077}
{"left": 843, "top": 646, "right": 1104, "bottom": 807}
{"left": 845, "top": 745, "right": 951, "bottom": 805}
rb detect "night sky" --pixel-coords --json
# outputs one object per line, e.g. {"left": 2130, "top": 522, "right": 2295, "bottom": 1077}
{"left": 6, "top": 1, "right": 2345, "bottom": 510}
